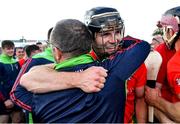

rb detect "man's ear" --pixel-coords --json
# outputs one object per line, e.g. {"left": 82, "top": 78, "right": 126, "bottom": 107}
{"left": 53, "top": 47, "right": 62, "bottom": 63}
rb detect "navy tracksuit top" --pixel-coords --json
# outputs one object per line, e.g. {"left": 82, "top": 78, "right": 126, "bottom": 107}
{"left": 0, "top": 54, "right": 20, "bottom": 99}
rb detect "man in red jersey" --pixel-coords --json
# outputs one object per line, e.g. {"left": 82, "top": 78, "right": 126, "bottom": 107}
{"left": 124, "top": 64, "right": 147, "bottom": 123}
{"left": 145, "top": 6, "right": 180, "bottom": 123}
{"left": 121, "top": 36, "right": 147, "bottom": 123}
{"left": 166, "top": 6, "right": 180, "bottom": 103}
{"left": 167, "top": 49, "right": 180, "bottom": 103}
{"left": 155, "top": 42, "right": 175, "bottom": 102}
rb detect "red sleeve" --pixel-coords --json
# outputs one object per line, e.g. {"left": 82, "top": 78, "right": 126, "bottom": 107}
{"left": 167, "top": 50, "right": 180, "bottom": 95}
{"left": 18, "top": 59, "right": 26, "bottom": 68}
{"left": 134, "top": 63, "right": 147, "bottom": 88}
{"left": 155, "top": 43, "right": 175, "bottom": 85}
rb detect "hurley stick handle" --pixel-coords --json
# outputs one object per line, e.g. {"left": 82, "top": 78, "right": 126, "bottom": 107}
{"left": 146, "top": 80, "right": 156, "bottom": 122}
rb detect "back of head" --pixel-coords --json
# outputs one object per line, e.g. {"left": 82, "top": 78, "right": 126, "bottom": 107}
{"left": 160, "top": 6, "right": 180, "bottom": 49}
{"left": 25, "top": 44, "right": 40, "bottom": 57}
{"left": 84, "top": 7, "right": 124, "bottom": 38}
{"left": 50, "top": 19, "right": 93, "bottom": 57}
{"left": 47, "top": 27, "right": 53, "bottom": 41}
{"left": 36, "top": 42, "right": 42, "bottom": 45}
{"left": 1, "top": 40, "right": 14, "bottom": 49}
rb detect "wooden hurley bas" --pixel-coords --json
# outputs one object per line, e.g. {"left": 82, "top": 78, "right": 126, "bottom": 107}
{"left": 145, "top": 51, "right": 162, "bottom": 123}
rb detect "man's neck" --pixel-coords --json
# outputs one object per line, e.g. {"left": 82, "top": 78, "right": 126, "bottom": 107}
{"left": 55, "top": 54, "right": 94, "bottom": 70}
{"left": 58, "top": 53, "right": 74, "bottom": 63}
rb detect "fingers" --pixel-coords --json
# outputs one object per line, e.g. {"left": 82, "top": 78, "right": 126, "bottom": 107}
{"left": 91, "top": 87, "right": 101, "bottom": 92}
{"left": 96, "top": 82, "right": 105, "bottom": 89}
{"left": 79, "top": 66, "right": 107, "bottom": 93}
{"left": 93, "top": 66, "right": 108, "bottom": 77}
{"left": 98, "top": 67, "right": 108, "bottom": 77}
{"left": 92, "top": 67, "right": 107, "bottom": 89}
{"left": 91, "top": 84, "right": 104, "bottom": 92}
{"left": 86, "top": 66, "right": 107, "bottom": 83}
{"left": 4, "top": 99, "right": 14, "bottom": 109}
{"left": 98, "top": 77, "right": 106, "bottom": 84}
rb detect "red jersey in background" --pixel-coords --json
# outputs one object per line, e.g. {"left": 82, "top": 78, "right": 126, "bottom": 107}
{"left": 155, "top": 43, "right": 175, "bottom": 101}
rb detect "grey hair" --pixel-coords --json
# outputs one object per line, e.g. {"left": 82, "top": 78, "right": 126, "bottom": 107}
{"left": 50, "top": 19, "right": 93, "bottom": 57}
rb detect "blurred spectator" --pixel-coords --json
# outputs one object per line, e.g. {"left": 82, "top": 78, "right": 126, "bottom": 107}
{"left": 25, "top": 44, "right": 41, "bottom": 58}
{"left": 151, "top": 22, "right": 164, "bottom": 50}
{"left": 152, "top": 21, "right": 163, "bottom": 36}
{"left": 0, "top": 40, "right": 24, "bottom": 123}
{"left": 36, "top": 42, "right": 44, "bottom": 52}
{"left": 15, "top": 47, "right": 25, "bottom": 61}
{"left": 15, "top": 47, "right": 26, "bottom": 68}
{"left": 151, "top": 35, "right": 164, "bottom": 50}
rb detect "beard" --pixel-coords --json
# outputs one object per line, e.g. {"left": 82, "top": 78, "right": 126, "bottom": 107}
{"left": 92, "top": 43, "right": 119, "bottom": 60}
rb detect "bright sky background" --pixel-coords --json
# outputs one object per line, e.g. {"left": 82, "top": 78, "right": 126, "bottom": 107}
{"left": 0, "top": 0, "right": 179, "bottom": 42}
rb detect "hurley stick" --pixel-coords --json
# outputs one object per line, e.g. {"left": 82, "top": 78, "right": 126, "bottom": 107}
{"left": 145, "top": 50, "right": 162, "bottom": 122}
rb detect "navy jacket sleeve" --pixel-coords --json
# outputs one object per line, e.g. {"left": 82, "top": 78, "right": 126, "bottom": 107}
{"left": 0, "top": 63, "right": 6, "bottom": 99}
{"left": 10, "top": 58, "right": 34, "bottom": 111}
{"left": 119, "top": 35, "right": 141, "bottom": 49}
{"left": 0, "top": 61, "right": 21, "bottom": 100}
{"left": 10, "top": 58, "right": 54, "bottom": 111}
{"left": 103, "top": 40, "right": 150, "bottom": 81}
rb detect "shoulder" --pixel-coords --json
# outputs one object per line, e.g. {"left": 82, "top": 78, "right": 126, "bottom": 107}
{"left": 155, "top": 43, "right": 167, "bottom": 53}
{"left": 123, "top": 35, "right": 142, "bottom": 42}
{"left": 135, "top": 64, "right": 147, "bottom": 75}
{"left": 121, "top": 36, "right": 142, "bottom": 49}
{"left": 168, "top": 51, "right": 180, "bottom": 72}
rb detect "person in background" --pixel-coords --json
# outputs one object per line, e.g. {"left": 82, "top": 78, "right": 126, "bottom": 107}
{"left": 15, "top": 47, "right": 25, "bottom": 61}
{"left": 19, "top": 7, "right": 148, "bottom": 123}
{"left": 25, "top": 44, "right": 41, "bottom": 58}
{"left": 120, "top": 35, "right": 147, "bottom": 123}
{"left": 151, "top": 22, "right": 164, "bottom": 50}
{"left": 145, "top": 6, "right": 180, "bottom": 123}
{"left": 15, "top": 46, "right": 26, "bottom": 67}
{"left": 151, "top": 35, "right": 164, "bottom": 50}
{"left": 36, "top": 42, "right": 44, "bottom": 52}
{"left": 0, "top": 40, "right": 24, "bottom": 123}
